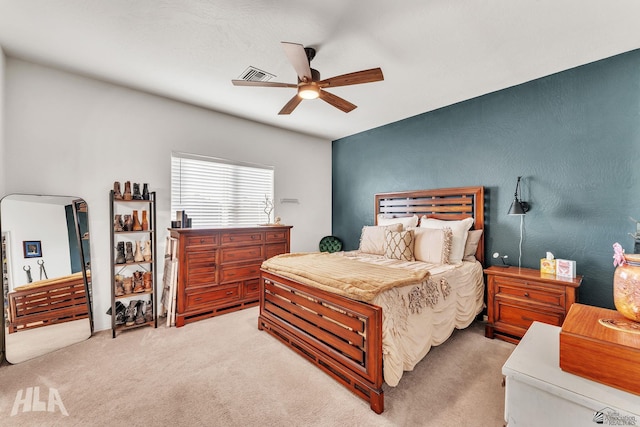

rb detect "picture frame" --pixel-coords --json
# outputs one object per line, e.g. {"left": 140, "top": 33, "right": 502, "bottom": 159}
{"left": 23, "top": 240, "right": 42, "bottom": 258}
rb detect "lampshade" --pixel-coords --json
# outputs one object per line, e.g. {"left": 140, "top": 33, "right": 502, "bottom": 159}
{"left": 298, "top": 83, "right": 319, "bottom": 99}
{"left": 507, "top": 176, "right": 529, "bottom": 215}
{"left": 508, "top": 199, "right": 527, "bottom": 215}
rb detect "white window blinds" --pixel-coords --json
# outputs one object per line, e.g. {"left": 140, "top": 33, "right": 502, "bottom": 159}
{"left": 171, "top": 152, "right": 274, "bottom": 227}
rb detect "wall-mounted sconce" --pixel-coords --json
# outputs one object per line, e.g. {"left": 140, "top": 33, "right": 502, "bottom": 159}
{"left": 508, "top": 176, "right": 529, "bottom": 215}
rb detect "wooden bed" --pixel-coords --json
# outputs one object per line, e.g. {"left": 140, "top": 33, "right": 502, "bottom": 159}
{"left": 258, "top": 186, "right": 485, "bottom": 413}
{"left": 7, "top": 272, "right": 90, "bottom": 334}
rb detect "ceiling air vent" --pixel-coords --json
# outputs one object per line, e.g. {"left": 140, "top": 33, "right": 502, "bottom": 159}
{"left": 238, "top": 66, "right": 275, "bottom": 82}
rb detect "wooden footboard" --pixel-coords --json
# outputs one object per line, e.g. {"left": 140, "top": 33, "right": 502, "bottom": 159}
{"left": 259, "top": 270, "right": 384, "bottom": 413}
{"left": 8, "top": 277, "right": 89, "bottom": 334}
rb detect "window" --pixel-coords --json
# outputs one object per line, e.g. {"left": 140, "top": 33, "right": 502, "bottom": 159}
{"left": 171, "top": 152, "right": 274, "bottom": 227}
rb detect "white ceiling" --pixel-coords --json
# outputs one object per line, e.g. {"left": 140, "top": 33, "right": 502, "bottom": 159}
{"left": 1, "top": 0, "right": 639, "bottom": 141}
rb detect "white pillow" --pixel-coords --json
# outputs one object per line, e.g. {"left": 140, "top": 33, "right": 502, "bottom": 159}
{"left": 377, "top": 214, "right": 419, "bottom": 230}
{"left": 359, "top": 224, "right": 403, "bottom": 255}
{"left": 411, "top": 227, "right": 453, "bottom": 264}
{"left": 383, "top": 229, "right": 415, "bottom": 261}
{"left": 419, "top": 217, "right": 474, "bottom": 264}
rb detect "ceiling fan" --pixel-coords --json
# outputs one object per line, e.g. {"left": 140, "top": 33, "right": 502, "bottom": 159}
{"left": 232, "top": 42, "right": 384, "bottom": 115}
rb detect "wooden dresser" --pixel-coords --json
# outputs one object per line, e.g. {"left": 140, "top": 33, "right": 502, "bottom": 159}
{"left": 170, "top": 225, "right": 292, "bottom": 327}
{"left": 485, "top": 265, "right": 582, "bottom": 343}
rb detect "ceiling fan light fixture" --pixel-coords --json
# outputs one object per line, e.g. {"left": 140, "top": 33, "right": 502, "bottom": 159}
{"left": 298, "top": 83, "right": 319, "bottom": 99}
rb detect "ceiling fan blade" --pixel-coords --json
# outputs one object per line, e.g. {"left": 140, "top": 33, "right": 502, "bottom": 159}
{"left": 232, "top": 80, "right": 297, "bottom": 88}
{"left": 318, "top": 68, "right": 384, "bottom": 88}
{"left": 319, "top": 90, "right": 357, "bottom": 113}
{"left": 278, "top": 94, "right": 303, "bottom": 115}
{"left": 281, "top": 42, "right": 312, "bottom": 82}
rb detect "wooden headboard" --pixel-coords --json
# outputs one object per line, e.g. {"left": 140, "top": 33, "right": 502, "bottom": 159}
{"left": 374, "top": 186, "right": 485, "bottom": 264}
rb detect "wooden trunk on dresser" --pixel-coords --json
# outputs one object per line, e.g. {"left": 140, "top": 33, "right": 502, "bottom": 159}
{"left": 170, "top": 226, "right": 292, "bottom": 327}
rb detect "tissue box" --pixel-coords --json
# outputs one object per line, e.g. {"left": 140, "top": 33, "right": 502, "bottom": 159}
{"left": 540, "top": 258, "right": 556, "bottom": 274}
{"left": 556, "top": 259, "right": 576, "bottom": 278}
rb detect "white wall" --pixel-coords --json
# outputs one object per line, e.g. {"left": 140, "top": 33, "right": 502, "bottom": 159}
{"left": 3, "top": 58, "right": 332, "bottom": 331}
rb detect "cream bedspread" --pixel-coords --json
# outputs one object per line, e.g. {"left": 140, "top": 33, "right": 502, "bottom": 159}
{"left": 263, "top": 251, "right": 484, "bottom": 387}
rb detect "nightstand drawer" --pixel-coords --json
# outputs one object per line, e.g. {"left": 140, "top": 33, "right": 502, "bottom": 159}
{"left": 496, "top": 301, "right": 565, "bottom": 330}
{"left": 494, "top": 279, "right": 565, "bottom": 308}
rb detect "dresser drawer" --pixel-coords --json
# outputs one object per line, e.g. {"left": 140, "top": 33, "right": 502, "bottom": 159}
{"left": 265, "top": 230, "right": 287, "bottom": 242}
{"left": 493, "top": 277, "right": 565, "bottom": 309}
{"left": 220, "top": 245, "right": 263, "bottom": 263}
{"left": 185, "top": 251, "right": 217, "bottom": 288}
{"left": 186, "top": 284, "right": 240, "bottom": 308}
{"left": 221, "top": 231, "right": 263, "bottom": 245}
{"left": 265, "top": 242, "right": 287, "bottom": 259}
{"left": 219, "top": 263, "right": 262, "bottom": 283}
{"left": 495, "top": 300, "right": 565, "bottom": 331}
{"left": 243, "top": 279, "right": 260, "bottom": 298}
{"left": 185, "top": 234, "right": 218, "bottom": 249}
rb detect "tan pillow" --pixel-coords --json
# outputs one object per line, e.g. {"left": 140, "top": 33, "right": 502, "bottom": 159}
{"left": 383, "top": 229, "right": 415, "bottom": 261}
{"left": 463, "top": 229, "right": 483, "bottom": 261}
{"left": 359, "top": 224, "right": 403, "bottom": 255}
{"left": 411, "top": 227, "right": 453, "bottom": 264}
{"left": 419, "top": 217, "right": 474, "bottom": 264}
{"left": 377, "top": 214, "right": 419, "bottom": 230}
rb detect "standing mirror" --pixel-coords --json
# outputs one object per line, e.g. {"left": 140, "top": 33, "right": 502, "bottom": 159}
{"left": 1, "top": 194, "right": 92, "bottom": 364}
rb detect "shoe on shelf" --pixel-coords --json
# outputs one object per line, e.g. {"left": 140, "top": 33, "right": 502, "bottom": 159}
{"left": 123, "top": 181, "right": 132, "bottom": 201}
{"left": 145, "top": 300, "right": 154, "bottom": 322}
{"left": 113, "top": 181, "right": 123, "bottom": 200}
{"left": 123, "top": 277, "right": 133, "bottom": 294}
{"left": 135, "top": 300, "right": 146, "bottom": 324}
{"left": 125, "top": 300, "right": 137, "bottom": 326}
{"left": 133, "top": 271, "right": 145, "bottom": 293}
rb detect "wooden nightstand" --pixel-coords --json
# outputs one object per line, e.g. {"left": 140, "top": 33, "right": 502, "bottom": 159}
{"left": 484, "top": 265, "right": 582, "bottom": 344}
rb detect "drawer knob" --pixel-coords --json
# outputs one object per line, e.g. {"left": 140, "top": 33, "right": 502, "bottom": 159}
{"left": 195, "top": 297, "right": 203, "bottom": 302}
{"left": 200, "top": 238, "right": 205, "bottom": 244}
{"left": 524, "top": 292, "right": 529, "bottom": 297}
{"left": 226, "top": 291, "right": 233, "bottom": 295}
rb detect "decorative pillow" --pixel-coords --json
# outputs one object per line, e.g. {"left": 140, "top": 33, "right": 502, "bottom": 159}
{"left": 411, "top": 227, "right": 453, "bottom": 264}
{"left": 383, "top": 229, "right": 415, "bottom": 261}
{"left": 419, "top": 217, "right": 474, "bottom": 264}
{"left": 463, "top": 229, "right": 483, "bottom": 262}
{"left": 359, "top": 224, "right": 403, "bottom": 255}
{"left": 377, "top": 214, "right": 419, "bottom": 230}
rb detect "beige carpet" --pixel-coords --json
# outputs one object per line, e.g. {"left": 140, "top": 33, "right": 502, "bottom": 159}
{"left": 0, "top": 307, "right": 514, "bottom": 426}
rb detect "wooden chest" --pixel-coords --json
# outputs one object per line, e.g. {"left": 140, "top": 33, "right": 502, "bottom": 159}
{"left": 171, "top": 225, "right": 292, "bottom": 326}
{"left": 559, "top": 303, "right": 640, "bottom": 396}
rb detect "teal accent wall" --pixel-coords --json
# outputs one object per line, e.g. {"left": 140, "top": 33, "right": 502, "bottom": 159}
{"left": 332, "top": 49, "right": 640, "bottom": 309}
